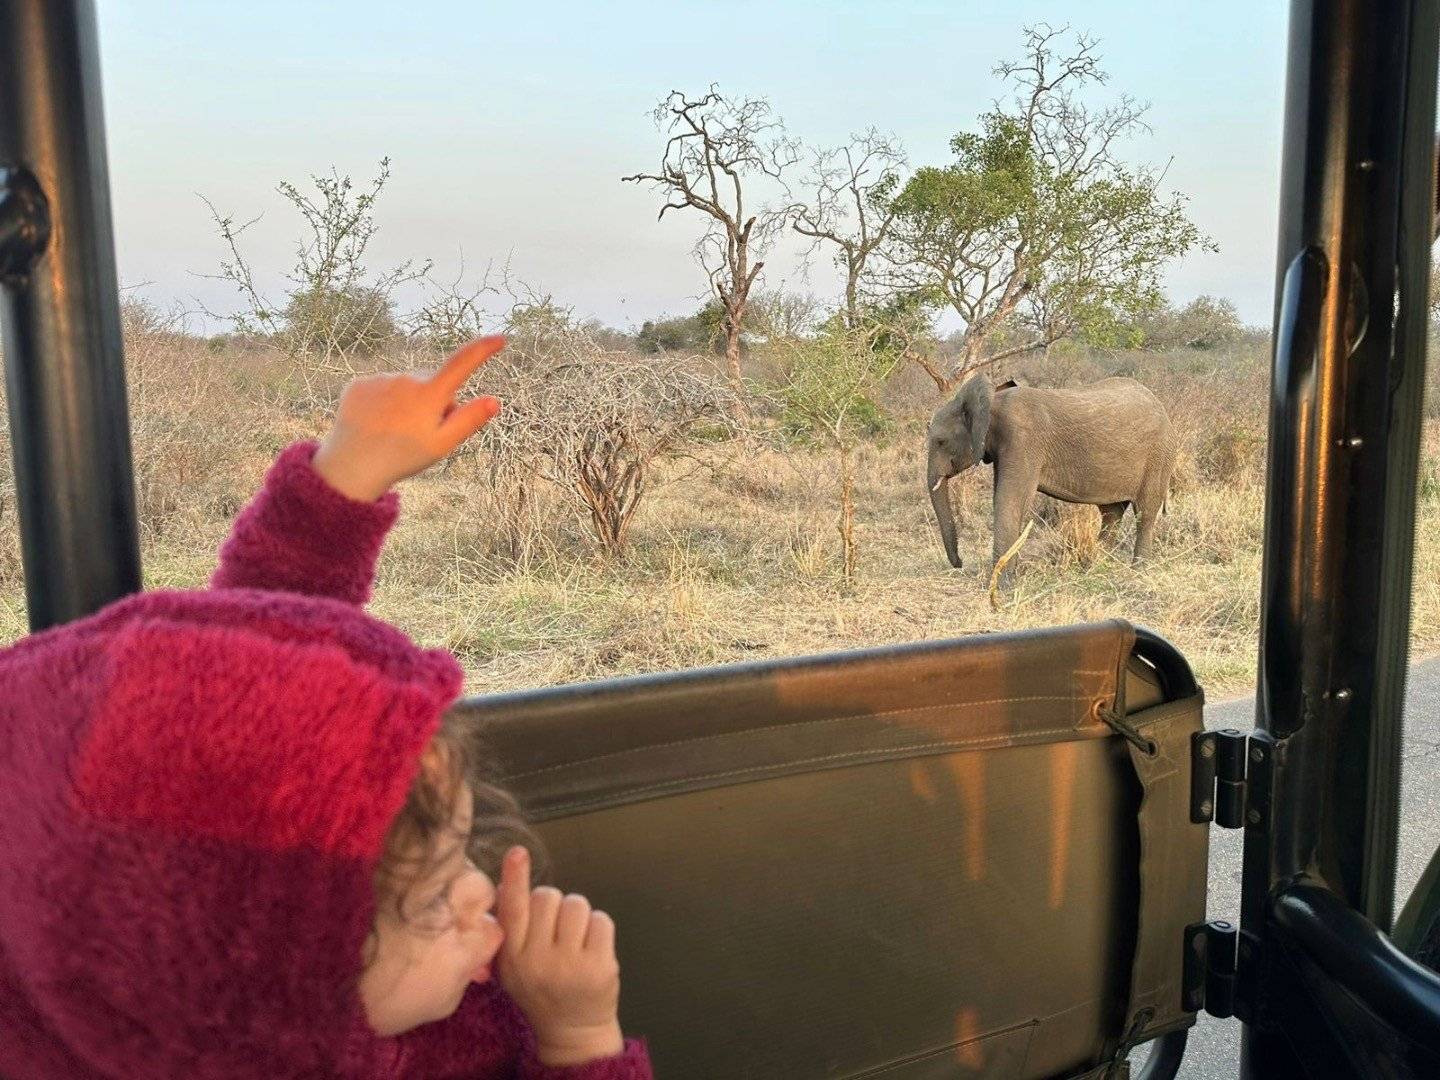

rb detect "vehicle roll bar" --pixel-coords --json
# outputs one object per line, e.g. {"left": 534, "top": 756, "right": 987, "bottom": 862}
{"left": 1272, "top": 881, "right": 1440, "bottom": 1058}
{"left": 0, "top": 0, "right": 141, "bottom": 630}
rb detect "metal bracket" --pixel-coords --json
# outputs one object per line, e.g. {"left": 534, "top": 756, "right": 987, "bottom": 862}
{"left": 0, "top": 165, "right": 50, "bottom": 286}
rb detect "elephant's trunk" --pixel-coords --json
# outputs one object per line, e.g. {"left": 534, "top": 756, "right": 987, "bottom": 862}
{"left": 928, "top": 455, "right": 963, "bottom": 569}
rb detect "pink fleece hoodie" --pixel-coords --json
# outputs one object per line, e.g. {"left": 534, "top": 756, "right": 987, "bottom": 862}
{"left": 0, "top": 441, "right": 652, "bottom": 1080}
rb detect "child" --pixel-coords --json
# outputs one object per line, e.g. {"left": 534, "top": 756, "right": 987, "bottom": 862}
{"left": 0, "top": 337, "right": 652, "bottom": 1078}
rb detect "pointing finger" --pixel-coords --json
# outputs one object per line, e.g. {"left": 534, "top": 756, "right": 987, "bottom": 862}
{"left": 428, "top": 336, "right": 506, "bottom": 399}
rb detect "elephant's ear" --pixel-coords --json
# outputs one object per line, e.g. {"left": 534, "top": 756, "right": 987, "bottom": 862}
{"left": 960, "top": 376, "right": 995, "bottom": 466}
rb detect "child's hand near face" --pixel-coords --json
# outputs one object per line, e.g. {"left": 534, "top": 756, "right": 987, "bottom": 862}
{"left": 312, "top": 336, "right": 505, "bottom": 502}
{"left": 494, "top": 847, "right": 624, "bottom": 1067}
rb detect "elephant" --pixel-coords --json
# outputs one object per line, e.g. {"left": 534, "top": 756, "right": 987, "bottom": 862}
{"left": 926, "top": 375, "right": 1177, "bottom": 577}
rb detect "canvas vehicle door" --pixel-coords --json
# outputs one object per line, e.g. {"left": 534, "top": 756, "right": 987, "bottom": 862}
{"left": 463, "top": 619, "right": 1207, "bottom": 1078}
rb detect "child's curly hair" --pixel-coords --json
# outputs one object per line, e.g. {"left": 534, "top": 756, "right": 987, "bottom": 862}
{"left": 374, "top": 705, "right": 545, "bottom": 917}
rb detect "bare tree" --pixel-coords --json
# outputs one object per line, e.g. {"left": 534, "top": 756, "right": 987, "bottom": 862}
{"left": 202, "top": 158, "right": 430, "bottom": 394}
{"left": 407, "top": 254, "right": 504, "bottom": 351}
{"left": 624, "top": 87, "right": 799, "bottom": 400}
{"left": 790, "top": 129, "right": 907, "bottom": 329}
{"left": 479, "top": 302, "right": 738, "bottom": 558}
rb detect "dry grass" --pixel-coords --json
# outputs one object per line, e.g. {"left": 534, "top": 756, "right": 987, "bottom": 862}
{"left": 0, "top": 329, "right": 1436, "bottom": 700}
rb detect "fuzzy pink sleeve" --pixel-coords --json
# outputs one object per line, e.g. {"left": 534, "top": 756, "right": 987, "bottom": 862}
{"left": 517, "top": 1039, "right": 653, "bottom": 1080}
{"left": 208, "top": 440, "right": 399, "bottom": 604}
{"left": 392, "top": 982, "right": 653, "bottom": 1080}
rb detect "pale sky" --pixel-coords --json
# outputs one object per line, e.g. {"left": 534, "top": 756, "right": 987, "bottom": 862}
{"left": 97, "top": 1, "right": 1288, "bottom": 334}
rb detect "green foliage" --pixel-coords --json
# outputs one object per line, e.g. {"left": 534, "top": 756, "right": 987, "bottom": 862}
{"left": 281, "top": 284, "right": 397, "bottom": 357}
{"left": 777, "top": 392, "right": 890, "bottom": 446}
{"left": 635, "top": 300, "right": 726, "bottom": 354}
{"left": 1030, "top": 169, "right": 1206, "bottom": 346}
{"left": 890, "top": 109, "right": 1207, "bottom": 334}
{"left": 892, "top": 115, "right": 1038, "bottom": 249}
{"left": 767, "top": 320, "right": 899, "bottom": 449}
{"left": 843, "top": 395, "right": 892, "bottom": 437}
{"left": 878, "top": 26, "right": 1212, "bottom": 372}
{"left": 1138, "top": 296, "right": 1245, "bottom": 350}
{"left": 855, "top": 292, "right": 936, "bottom": 357}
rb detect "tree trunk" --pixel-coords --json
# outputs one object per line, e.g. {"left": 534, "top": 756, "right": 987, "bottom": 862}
{"left": 723, "top": 311, "right": 749, "bottom": 419}
{"left": 724, "top": 327, "right": 743, "bottom": 392}
{"left": 839, "top": 447, "right": 857, "bottom": 585}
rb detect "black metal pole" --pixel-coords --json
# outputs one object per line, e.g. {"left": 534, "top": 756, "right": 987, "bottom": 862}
{"left": 0, "top": 0, "right": 141, "bottom": 630}
{"left": 1244, "top": 0, "right": 1439, "bottom": 1072}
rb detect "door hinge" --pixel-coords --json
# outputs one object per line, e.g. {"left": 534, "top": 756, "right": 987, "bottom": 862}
{"left": 1183, "top": 918, "right": 1262, "bottom": 1021}
{"left": 1191, "top": 728, "right": 1272, "bottom": 828}
{"left": 1185, "top": 730, "right": 1274, "bottom": 1021}
{"left": 1183, "top": 920, "right": 1237, "bottom": 1017}
{"left": 1180, "top": 921, "right": 1261, "bottom": 1025}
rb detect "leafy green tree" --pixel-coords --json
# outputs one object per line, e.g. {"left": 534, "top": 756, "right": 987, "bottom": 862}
{"left": 767, "top": 318, "right": 899, "bottom": 584}
{"left": 879, "top": 25, "right": 1213, "bottom": 392}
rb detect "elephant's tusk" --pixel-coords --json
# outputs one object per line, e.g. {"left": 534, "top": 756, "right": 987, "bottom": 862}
{"left": 930, "top": 476, "right": 946, "bottom": 492}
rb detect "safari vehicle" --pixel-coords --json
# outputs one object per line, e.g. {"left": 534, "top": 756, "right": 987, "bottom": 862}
{"left": 3, "top": 1, "right": 1440, "bottom": 1076}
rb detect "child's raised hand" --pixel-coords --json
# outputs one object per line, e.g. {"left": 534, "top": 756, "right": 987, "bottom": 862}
{"left": 311, "top": 336, "right": 505, "bottom": 502}
{"left": 494, "top": 846, "right": 624, "bottom": 1067}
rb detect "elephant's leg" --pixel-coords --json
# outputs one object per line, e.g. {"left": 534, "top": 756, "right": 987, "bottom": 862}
{"left": 1098, "top": 502, "right": 1128, "bottom": 547}
{"left": 992, "top": 459, "right": 1040, "bottom": 583}
{"left": 1132, "top": 488, "right": 1165, "bottom": 564}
